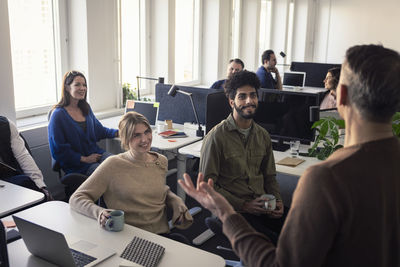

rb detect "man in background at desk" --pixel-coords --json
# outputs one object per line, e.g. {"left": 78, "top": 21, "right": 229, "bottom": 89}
{"left": 210, "top": 58, "right": 244, "bottom": 90}
{"left": 180, "top": 44, "right": 400, "bottom": 266}
{"left": 201, "top": 70, "right": 285, "bottom": 244}
{"left": 0, "top": 116, "right": 53, "bottom": 200}
{"left": 256, "top": 49, "right": 282, "bottom": 90}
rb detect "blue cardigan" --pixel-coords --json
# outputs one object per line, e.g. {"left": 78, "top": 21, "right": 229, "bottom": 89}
{"left": 48, "top": 107, "right": 118, "bottom": 174}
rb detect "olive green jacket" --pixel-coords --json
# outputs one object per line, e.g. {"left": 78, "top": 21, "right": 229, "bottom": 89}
{"left": 200, "top": 114, "right": 281, "bottom": 211}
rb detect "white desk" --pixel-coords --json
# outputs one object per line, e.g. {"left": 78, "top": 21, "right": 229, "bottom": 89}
{"left": 178, "top": 140, "right": 322, "bottom": 178}
{"left": 7, "top": 201, "right": 225, "bottom": 267}
{"left": 0, "top": 181, "right": 44, "bottom": 218}
{"left": 101, "top": 116, "right": 202, "bottom": 152}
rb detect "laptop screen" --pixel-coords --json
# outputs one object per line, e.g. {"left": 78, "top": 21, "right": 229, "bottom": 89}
{"left": 125, "top": 100, "right": 160, "bottom": 126}
{"left": 283, "top": 71, "right": 306, "bottom": 87}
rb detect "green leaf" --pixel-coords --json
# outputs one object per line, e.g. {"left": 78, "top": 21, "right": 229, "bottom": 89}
{"left": 319, "top": 122, "right": 329, "bottom": 138}
{"left": 312, "top": 120, "right": 324, "bottom": 129}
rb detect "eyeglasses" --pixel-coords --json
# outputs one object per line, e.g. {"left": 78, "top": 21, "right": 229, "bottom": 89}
{"left": 65, "top": 71, "right": 84, "bottom": 83}
{"left": 66, "top": 70, "right": 81, "bottom": 78}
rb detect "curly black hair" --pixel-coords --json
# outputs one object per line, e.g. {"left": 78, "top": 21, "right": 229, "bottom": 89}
{"left": 224, "top": 70, "right": 260, "bottom": 100}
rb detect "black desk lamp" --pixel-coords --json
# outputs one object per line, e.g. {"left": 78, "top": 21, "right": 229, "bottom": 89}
{"left": 136, "top": 76, "right": 164, "bottom": 100}
{"left": 167, "top": 84, "right": 204, "bottom": 137}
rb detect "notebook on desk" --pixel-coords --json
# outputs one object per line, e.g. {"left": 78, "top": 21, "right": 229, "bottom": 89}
{"left": 13, "top": 215, "right": 116, "bottom": 267}
{"left": 125, "top": 100, "right": 160, "bottom": 127}
{"left": 120, "top": 236, "right": 165, "bottom": 267}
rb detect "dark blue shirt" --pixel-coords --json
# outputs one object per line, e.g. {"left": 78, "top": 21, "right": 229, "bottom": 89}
{"left": 210, "top": 79, "right": 226, "bottom": 90}
{"left": 256, "top": 66, "right": 276, "bottom": 89}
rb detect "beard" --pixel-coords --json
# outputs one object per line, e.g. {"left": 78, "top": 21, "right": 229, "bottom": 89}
{"left": 234, "top": 102, "right": 257, "bottom": 119}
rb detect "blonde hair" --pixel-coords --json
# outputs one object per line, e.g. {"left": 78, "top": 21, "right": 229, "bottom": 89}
{"left": 118, "top": 112, "right": 151, "bottom": 150}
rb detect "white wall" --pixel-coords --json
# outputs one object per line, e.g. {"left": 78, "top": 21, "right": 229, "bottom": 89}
{"left": 150, "top": 0, "right": 172, "bottom": 83}
{"left": 86, "top": 0, "right": 119, "bottom": 110}
{"left": 0, "top": 0, "right": 16, "bottom": 122}
{"left": 67, "top": 0, "right": 89, "bottom": 75}
{"left": 200, "top": 0, "right": 221, "bottom": 85}
{"left": 67, "top": 0, "right": 119, "bottom": 111}
{"left": 291, "top": 0, "right": 312, "bottom": 62}
{"left": 313, "top": 0, "right": 400, "bottom": 63}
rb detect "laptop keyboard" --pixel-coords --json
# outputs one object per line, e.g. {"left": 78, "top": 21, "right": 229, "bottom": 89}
{"left": 70, "top": 248, "right": 97, "bottom": 267}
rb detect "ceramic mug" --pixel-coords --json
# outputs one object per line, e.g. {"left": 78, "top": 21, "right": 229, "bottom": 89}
{"left": 105, "top": 210, "right": 125, "bottom": 232}
{"left": 261, "top": 194, "right": 276, "bottom": 211}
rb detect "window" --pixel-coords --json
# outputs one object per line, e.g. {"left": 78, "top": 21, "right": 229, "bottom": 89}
{"left": 285, "top": 1, "right": 295, "bottom": 64}
{"left": 175, "top": 0, "right": 200, "bottom": 84}
{"left": 258, "top": 0, "right": 272, "bottom": 59}
{"left": 230, "top": 0, "right": 241, "bottom": 58}
{"left": 258, "top": 0, "right": 295, "bottom": 68}
{"left": 8, "top": 0, "right": 61, "bottom": 118}
{"left": 120, "top": 0, "right": 142, "bottom": 94}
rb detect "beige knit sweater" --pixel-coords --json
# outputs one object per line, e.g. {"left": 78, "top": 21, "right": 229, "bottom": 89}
{"left": 69, "top": 151, "right": 192, "bottom": 234}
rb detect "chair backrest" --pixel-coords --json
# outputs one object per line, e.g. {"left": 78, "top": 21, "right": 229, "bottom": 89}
{"left": 206, "top": 91, "right": 231, "bottom": 134}
{"left": 0, "top": 221, "right": 9, "bottom": 267}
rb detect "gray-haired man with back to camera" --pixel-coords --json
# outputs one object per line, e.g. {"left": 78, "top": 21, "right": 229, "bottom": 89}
{"left": 180, "top": 44, "right": 400, "bottom": 267}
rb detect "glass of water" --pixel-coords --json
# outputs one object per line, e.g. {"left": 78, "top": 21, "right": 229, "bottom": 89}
{"left": 290, "top": 140, "right": 300, "bottom": 158}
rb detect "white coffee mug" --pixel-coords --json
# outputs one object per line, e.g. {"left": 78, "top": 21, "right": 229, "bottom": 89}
{"left": 157, "top": 124, "right": 166, "bottom": 133}
{"left": 261, "top": 194, "right": 276, "bottom": 211}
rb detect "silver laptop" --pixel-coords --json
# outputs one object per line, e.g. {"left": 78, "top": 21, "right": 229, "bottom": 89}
{"left": 125, "top": 100, "right": 160, "bottom": 127}
{"left": 13, "top": 215, "right": 115, "bottom": 267}
{"left": 283, "top": 71, "right": 306, "bottom": 88}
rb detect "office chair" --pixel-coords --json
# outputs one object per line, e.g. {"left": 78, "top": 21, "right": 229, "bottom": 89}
{"left": 205, "top": 91, "right": 231, "bottom": 134}
{"left": 51, "top": 159, "right": 88, "bottom": 201}
{"left": 205, "top": 216, "right": 244, "bottom": 267}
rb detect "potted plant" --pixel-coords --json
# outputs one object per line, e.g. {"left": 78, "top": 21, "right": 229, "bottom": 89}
{"left": 308, "top": 112, "right": 400, "bottom": 160}
{"left": 308, "top": 117, "right": 345, "bottom": 160}
{"left": 122, "top": 83, "right": 152, "bottom": 107}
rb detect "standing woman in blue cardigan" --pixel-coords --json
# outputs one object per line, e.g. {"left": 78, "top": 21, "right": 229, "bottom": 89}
{"left": 48, "top": 71, "right": 118, "bottom": 176}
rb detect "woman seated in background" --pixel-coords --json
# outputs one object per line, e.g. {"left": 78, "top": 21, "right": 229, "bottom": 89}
{"left": 320, "top": 67, "right": 341, "bottom": 110}
{"left": 69, "top": 112, "right": 193, "bottom": 237}
{"left": 48, "top": 71, "right": 118, "bottom": 176}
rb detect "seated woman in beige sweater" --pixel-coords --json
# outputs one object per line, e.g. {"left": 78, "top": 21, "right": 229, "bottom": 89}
{"left": 69, "top": 111, "right": 192, "bottom": 235}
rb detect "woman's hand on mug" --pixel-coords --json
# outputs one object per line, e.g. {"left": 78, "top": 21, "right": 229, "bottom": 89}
{"left": 100, "top": 210, "right": 111, "bottom": 227}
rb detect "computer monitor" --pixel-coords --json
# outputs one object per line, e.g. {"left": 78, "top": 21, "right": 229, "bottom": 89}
{"left": 256, "top": 89, "right": 324, "bottom": 150}
{"left": 125, "top": 100, "right": 159, "bottom": 126}
{"left": 283, "top": 71, "right": 306, "bottom": 87}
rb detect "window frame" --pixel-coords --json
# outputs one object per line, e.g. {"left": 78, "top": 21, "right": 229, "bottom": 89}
{"left": 11, "top": 0, "right": 67, "bottom": 119}
{"left": 173, "top": 0, "right": 202, "bottom": 86}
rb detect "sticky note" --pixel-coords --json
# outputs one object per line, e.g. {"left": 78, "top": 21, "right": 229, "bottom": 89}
{"left": 153, "top": 102, "right": 159, "bottom": 108}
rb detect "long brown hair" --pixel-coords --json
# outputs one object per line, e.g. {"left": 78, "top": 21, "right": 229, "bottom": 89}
{"left": 53, "top": 70, "right": 90, "bottom": 116}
